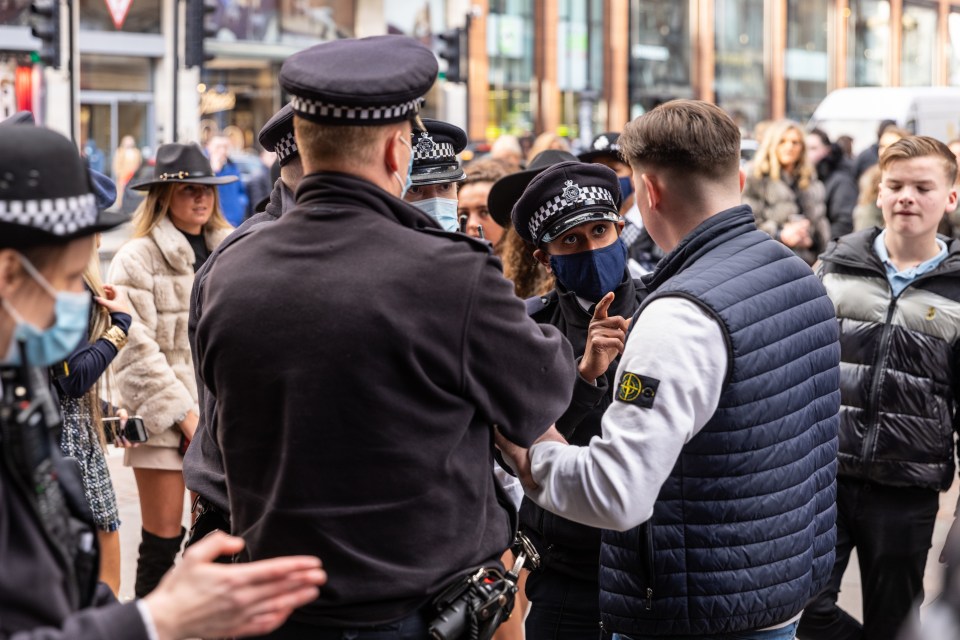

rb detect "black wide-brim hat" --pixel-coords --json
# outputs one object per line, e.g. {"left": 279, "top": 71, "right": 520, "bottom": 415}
{"left": 0, "top": 124, "right": 128, "bottom": 248}
{"left": 411, "top": 118, "right": 467, "bottom": 186}
{"left": 578, "top": 131, "right": 624, "bottom": 164}
{"left": 130, "top": 142, "right": 239, "bottom": 191}
{"left": 487, "top": 150, "right": 578, "bottom": 228}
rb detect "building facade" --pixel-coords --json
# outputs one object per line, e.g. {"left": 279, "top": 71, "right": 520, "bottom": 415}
{"left": 3, "top": 0, "right": 960, "bottom": 180}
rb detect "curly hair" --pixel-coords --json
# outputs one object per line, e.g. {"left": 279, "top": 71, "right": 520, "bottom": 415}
{"left": 498, "top": 228, "right": 554, "bottom": 298}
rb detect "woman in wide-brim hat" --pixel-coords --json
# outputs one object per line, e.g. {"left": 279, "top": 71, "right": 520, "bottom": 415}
{"left": 107, "top": 141, "right": 235, "bottom": 597}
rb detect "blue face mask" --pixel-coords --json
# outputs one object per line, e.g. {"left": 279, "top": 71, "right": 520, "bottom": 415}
{"left": 1, "top": 254, "right": 91, "bottom": 367}
{"left": 411, "top": 197, "right": 460, "bottom": 232}
{"left": 618, "top": 176, "right": 634, "bottom": 201}
{"left": 549, "top": 238, "right": 628, "bottom": 302}
{"left": 393, "top": 137, "right": 415, "bottom": 199}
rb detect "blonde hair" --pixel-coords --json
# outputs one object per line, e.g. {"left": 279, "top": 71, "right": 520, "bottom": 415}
{"left": 132, "top": 183, "right": 231, "bottom": 238}
{"left": 752, "top": 120, "right": 814, "bottom": 190}
{"left": 527, "top": 133, "right": 570, "bottom": 162}
{"left": 82, "top": 245, "right": 112, "bottom": 447}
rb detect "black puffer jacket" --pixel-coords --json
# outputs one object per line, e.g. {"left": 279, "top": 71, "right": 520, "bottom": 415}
{"left": 819, "top": 228, "right": 960, "bottom": 491}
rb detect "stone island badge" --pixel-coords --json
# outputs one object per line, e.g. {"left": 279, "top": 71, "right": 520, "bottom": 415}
{"left": 562, "top": 180, "right": 581, "bottom": 205}
{"left": 417, "top": 132, "right": 435, "bottom": 154}
{"left": 616, "top": 371, "right": 659, "bottom": 408}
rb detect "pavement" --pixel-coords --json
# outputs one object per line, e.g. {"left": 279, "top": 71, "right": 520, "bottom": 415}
{"left": 107, "top": 446, "right": 960, "bottom": 619}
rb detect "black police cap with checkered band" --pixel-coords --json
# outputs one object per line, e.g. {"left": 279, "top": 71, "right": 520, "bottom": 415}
{"left": 280, "top": 35, "right": 438, "bottom": 127}
{"left": 511, "top": 161, "right": 622, "bottom": 246}
{"left": 411, "top": 118, "right": 467, "bottom": 186}
{"left": 258, "top": 104, "right": 298, "bottom": 167}
{"left": 0, "top": 125, "right": 127, "bottom": 248}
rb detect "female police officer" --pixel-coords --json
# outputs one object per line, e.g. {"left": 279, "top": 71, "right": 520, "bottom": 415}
{"left": 0, "top": 122, "right": 325, "bottom": 640}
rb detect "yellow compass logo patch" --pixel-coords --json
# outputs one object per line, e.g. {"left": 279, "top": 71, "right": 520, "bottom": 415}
{"left": 616, "top": 371, "right": 659, "bottom": 408}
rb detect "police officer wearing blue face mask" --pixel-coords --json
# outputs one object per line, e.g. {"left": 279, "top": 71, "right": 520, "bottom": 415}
{"left": 404, "top": 118, "right": 468, "bottom": 232}
{"left": 508, "top": 160, "right": 645, "bottom": 639}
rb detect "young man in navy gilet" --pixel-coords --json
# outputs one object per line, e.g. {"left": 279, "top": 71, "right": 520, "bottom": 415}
{"left": 498, "top": 100, "right": 841, "bottom": 639}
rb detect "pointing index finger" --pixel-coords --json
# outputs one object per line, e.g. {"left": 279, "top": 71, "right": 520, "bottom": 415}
{"left": 593, "top": 292, "right": 615, "bottom": 321}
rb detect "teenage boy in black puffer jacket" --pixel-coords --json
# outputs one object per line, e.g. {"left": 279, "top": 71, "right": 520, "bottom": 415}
{"left": 800, "top": 136, "right": 960, "bottom": 640}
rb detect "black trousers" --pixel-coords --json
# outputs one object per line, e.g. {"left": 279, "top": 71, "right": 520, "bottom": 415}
{"left": 797, "top": 478, "right": 940, "bottom": 640}
{"left": 524, "top": 567, "right": 602, "bottom": 640}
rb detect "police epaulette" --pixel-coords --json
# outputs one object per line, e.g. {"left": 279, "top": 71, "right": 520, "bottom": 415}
{"left": 418, "top": 226, "right": 494, "bottom": 254}
{"left": 524, "top": 290, "right": 557, "bottom": 316}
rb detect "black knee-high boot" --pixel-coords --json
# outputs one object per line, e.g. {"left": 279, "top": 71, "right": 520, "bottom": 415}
{"left": 134, "top": 527, "right": 185, "bottom": 597}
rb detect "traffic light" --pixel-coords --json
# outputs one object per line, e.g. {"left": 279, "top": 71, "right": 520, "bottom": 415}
{"left": 184, "top": 0, "right": 217, "bottom": 70}
{"left": 437, "top": 28, "right": 465, "bottom": 84}
{"left": 29, "top": 0, "right": 60, "bottom": 68}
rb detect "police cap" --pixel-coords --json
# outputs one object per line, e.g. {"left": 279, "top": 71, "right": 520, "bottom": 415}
{"left": 512, "top": 161, "right": 621, "bottom": 246}
{"left": 258, "top": 104, "right": 298, "bottom": 167}
{"left": 280, "top": 35, "right": 438, "bottom": 127}
{"left": 411, "top": 118, "right": 467, "bottom": 186}
{"left": 578, "top": 132, "right": 624, "bottom": 164}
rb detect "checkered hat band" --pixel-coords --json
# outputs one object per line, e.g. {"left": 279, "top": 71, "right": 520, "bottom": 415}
{"left": 414, "top": 142, "right": 455, "bottom": 161}
{"left": 274, "top": 131, "right": 299, "bottom": 164}
{"left": 528, "top": 187, "right": 616, "bottom": 240}
{"left": 0, "top": 193, "right": 98, "bottom": 236}
{"left": 291, "top": 95, "right": 423, "bottom": 122}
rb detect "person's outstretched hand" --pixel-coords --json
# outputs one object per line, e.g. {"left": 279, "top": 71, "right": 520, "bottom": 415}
{"left": 144, "top": 531, "right": 326, "bottom": 640}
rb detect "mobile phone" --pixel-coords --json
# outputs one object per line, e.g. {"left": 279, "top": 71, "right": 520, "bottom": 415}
{"left": 102, "top": 416, "right": 149, "bottom": 443}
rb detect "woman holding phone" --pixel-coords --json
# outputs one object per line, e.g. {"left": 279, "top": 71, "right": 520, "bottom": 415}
{"left": 108, "top": 142, "right": 234, "bottom": 597}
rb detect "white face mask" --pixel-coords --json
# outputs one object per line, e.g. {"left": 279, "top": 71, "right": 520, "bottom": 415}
{"left": 411, "top": 197, "right": 460, "bottom": 232}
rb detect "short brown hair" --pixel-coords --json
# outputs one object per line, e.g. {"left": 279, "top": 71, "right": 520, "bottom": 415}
{"left": 880, "top": 136, "right": 958, "bottom": 185}
{"left": 619, "top": 100, "right": 740, "bottom": 178}
{"left": 293, "top": 116, "right": 396, "bottom": 168}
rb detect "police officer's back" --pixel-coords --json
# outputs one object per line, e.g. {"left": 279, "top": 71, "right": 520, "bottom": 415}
{"left": 195, "top": 36, "right": 576, "bottom": 635}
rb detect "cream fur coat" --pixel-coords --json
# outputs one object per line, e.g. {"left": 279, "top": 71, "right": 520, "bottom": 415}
{"left": 107, "top": 215, "right": 231, "bottom": 449}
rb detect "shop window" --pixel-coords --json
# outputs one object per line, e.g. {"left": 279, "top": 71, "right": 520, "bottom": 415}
{"left": 558, "top": 0, "right": 604, "bottom": 140}
{"left": 78, "top": 0, "right": 161, "bottom": 34}
{"left": 0, "top": 0, "right": 31, "bottom": 27}
{"left": 385, "top": 0, "right": 446, "bottom": 38}
{"left": 714, "top": 0, "right": 768, "bottom": 132}
{"left": 80, "top": 55, "right": 152, "bottom": 92}
{"left": 785, "top": 0, "right": 831, "bottom": 123}
{"left": 900, "top": 1, "right": 938, "bottom": 86}
{"left": 847, "top": 0, "right": 890, "bottom": 87}
{"left": 948, "top": 8, "right": 960, "bottom": 85}
{"left": 628, "top": 0, "right": 692, "bottom": 117}
{"left": 487, "top": 0, "right": 535, "bottom": 137}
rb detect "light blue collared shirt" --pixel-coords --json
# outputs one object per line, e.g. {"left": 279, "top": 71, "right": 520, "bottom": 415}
{"left": 873, "top": 229, "right": 948, "bottom": 297}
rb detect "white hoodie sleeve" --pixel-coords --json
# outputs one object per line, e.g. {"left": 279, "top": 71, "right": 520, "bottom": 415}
{"left": 527, "top": 296, "right": 729, "bottom": 532}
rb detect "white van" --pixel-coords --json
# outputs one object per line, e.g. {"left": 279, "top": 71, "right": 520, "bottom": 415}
{"left": 808, "top": 87, "right": 960, "bottom": 153}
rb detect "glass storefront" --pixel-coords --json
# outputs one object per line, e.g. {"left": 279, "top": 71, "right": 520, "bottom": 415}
{"left": 487, "top": 0, "right": 535, "bottom": 137}
{"left": 628, "top": 0, "right": 692, "bottom": 119}
{"left": 558, "top": 0, "right": 604, "bottom": 141}
{"left": 848, "top": 0, "right": 891, "bottom": 86}
{"left": 714, "top": 0, "right": 767, "bottom": 131}
{"left": 0, "top": 0, "right": 30, "bottom": 27}
{"left": 949, "top": 7, "right": 960, "bottom": 86}
{"left": 900, "top": 1, "right": 938, "bottom": 86}
{"left": 785, "top": 0, "right": 831, "bottom": 123}
{"left": 205, "top": 0, "right": 355, "bottom": 45}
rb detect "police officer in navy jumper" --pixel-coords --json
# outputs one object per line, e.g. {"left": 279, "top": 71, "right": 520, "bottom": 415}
{"left": 404, "top": 118, "right": 467, "bottom": 231}
{"left": 183, "top": 104, "right": 303, "bottom": 544}
{"left": 496, "top": 160, "right": 645, "bottom": 639}
{"left": 195, "top": 35, "right": 576, "bottom": 639}
{"left": 497, "top": 99, "right": 841, "bottom": 640}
